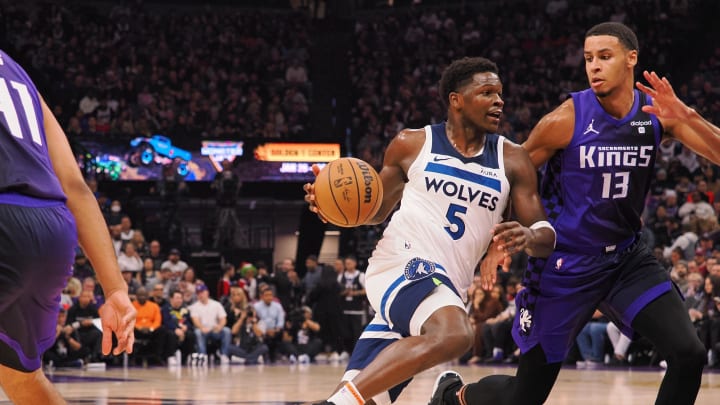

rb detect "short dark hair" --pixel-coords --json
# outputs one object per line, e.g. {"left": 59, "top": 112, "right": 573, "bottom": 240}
{"left": 439, "top": 57, "right": 499, "bottom": 107}
{"left": 585, "top": 22, "right": 639, "bottom": 52}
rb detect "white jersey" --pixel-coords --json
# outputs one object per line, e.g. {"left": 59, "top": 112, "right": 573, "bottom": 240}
{"left": 368, "top": 123, "right": 511, "bottom": 301}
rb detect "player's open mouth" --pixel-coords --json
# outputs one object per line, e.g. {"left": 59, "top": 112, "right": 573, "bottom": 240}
{"left": 487, "top": 110, "right": 502, "bottom": 119}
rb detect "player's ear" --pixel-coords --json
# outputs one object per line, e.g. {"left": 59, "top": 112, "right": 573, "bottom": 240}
{"left": 626, "top": 49, "right": 638, "bottom": 69}
{"left": 448, "top": 91, "right": 463, "bottom": 109}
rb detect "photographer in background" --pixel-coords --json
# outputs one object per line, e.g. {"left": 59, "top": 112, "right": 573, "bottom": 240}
{"left": 227, "top": 289, "right": 269, "bottom": 365}
{"left": 280, "top": 306, "right": 322, "bottom": 364}
{"left": 211, "top": 159, "right": 242, "bottom": 248}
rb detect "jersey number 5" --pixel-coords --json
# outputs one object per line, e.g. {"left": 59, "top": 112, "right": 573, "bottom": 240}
{"left": 601, "top": 171, "right": 629, "bottom": 199}
{"left": 445, "top": 203, "right": 467, "bottom": 240}
{"left": 0, "top": 77, "right": 42, "bottom": 146}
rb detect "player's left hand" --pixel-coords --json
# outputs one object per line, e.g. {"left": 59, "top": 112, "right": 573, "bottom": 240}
{"left": 492, "top": 221, "right": 531, "bottom": 258}
{"left": 303, "top": 164, "right": 329, "bottom": 223}
{"left": 99, "top": 290, "right": 137, "bottom": 356}
{"left": 636, "top": 70, "right": 692, "bottom": 120}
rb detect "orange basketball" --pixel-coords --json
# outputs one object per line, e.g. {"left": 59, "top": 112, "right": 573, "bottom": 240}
{"left": 313, "top": 157, "right": 383, "bottom": 227}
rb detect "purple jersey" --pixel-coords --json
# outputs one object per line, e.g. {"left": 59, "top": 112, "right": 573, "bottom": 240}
{"left": 540, "top": 88, "right": 661, "bottom": 250}
{"left": 0, "top": 50, "right": 66, "bottom": 204}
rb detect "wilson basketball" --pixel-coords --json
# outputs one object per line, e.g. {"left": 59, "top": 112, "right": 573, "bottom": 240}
{"left": 313, "top": 157, "right": 383, "bottom": 227}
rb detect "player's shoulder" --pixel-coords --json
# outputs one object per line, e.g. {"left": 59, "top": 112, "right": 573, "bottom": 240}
{"left": 386, "top": 127, "right": 427, "bottom": 160}
{"left": 542, "top": 98, "right": 575, "bottom": 128}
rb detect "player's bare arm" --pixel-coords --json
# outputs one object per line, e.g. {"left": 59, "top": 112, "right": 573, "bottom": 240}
{"left": 637, "top": 70, "right": 720, "bottom": 165}
{"left": 42, "top": 95, "right": 136, "bottom": 355}
{"left": 365, "top": 128, "right": 424, "bottom": 224}
{"left": 522, "top": 98, "right": 576, "bottom": 168}
{"left": 496, "top": 141, "right": 555, "bottom": 258}
{"left": 479, "top": 141, "right": 556, "bottom": 290}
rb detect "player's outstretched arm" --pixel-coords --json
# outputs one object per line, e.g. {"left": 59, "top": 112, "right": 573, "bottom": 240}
{"left": 637, "top": 70, "right": 720, "bottom": 165}
{"left": 41, "top": 96, "right": 136, "bottom": 355}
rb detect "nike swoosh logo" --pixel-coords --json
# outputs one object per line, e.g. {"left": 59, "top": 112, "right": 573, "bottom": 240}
{"left": 433, "top": 156, "right": 452, "bottom": 162}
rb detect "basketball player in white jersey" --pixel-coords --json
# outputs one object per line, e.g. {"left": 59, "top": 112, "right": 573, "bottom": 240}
{"left": 303, "top": 57, "right": 556, "bottom": 405}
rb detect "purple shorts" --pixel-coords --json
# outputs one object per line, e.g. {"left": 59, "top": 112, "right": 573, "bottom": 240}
{"left": 0, "top": 201, "right": 77, "bottom": 371}
{"left": 512, "top": 240, "right": 673, "bottom": 363}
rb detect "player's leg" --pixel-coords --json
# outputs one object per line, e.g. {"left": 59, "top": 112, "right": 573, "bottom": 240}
{"left": 0, "top": 363, "right": 65, "bottom": 404}
{"left": 320, "top": 261, "right": 472, "bottom": 405}
{"left": 631, "top": 291, "right": 705, "bottom": 405}
{"left": 431, "top": 252, "right": 610, "bottom": 405}
{"left": 437, "top": 345, "right": 561, "bottom": 405}
{"left": 0, "top": 204, "right": 77, "bottom": 403}
{"left": 605, "top": 243, "right": 705, "bottom": 405}
{"left": 349, "top": 299, "right": 471, "bottom": 401}
{"left": 328, "top": 314, "right": 408, "bottom": 405}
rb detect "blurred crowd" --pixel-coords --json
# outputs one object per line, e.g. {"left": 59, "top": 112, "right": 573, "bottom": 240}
{"left": 1, "top": 0, "right": 313, "bottom": 147}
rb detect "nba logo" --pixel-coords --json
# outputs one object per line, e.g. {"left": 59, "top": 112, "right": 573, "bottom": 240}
{"left": 638, "top": 126, "right": 646, "bottom": 134}
{"left": 555, "top": 258, "right": 564, "bottom": 270}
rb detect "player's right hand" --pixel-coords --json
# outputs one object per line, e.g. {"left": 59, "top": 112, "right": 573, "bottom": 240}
{"left": 303, "top": 164, "right": 328, "bottom": 223}
{"left": 99, "top": 290, "right": 137, "bottom": 356}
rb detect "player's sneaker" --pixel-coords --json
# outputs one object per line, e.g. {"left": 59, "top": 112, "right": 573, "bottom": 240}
{"left": 428, "top": 370, "right": 464, "bottom": 405}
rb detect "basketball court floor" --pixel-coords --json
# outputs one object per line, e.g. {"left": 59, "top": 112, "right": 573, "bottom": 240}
{"left": 2, "top": 362, "right": 718, "bottom": 404}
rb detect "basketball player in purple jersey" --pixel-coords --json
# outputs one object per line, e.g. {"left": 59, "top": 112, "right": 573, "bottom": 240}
{"left": 0, "top": 49, "right": 136, "bottom": 403}
{"left": 429, "top": 21, "right": 720, "bottom": 405}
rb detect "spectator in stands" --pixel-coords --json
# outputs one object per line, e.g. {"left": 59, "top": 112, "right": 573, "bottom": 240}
{"left": 339, "top": 255, "right": 366, "bottom": 357}
{"left": 271, "top": 258, "right": 303, "bottom": 312}
{"left": 238, "top": 263, "right": 259, "bottom": 302}
{"left": 483, "top": 281, "right": 521, "bottom": 363}
{"left": 72, "top": 250, "right": 95, "bottom": 281}
{"left": 146, "top": 240, "right": 165, "bottom": 270}
{"left": 468, "top": 284, "right": 504, "bottom": 364}
{"left": 119, "top": 215, "right": 135, "bottom": 241}
{"left": 253, "top": 286, "right": 285, "bottom": 363}
{"left": 105, "top": 200, "right": 125, "bottom": 226}
{"left": 575, "top": 310, "right": 609, "bottom": 368}
{"left": 307, "top": 265, "right": 344, "bottom": 362}
{"left": 44, "top": 308, "right": 85, "bottom": 369}
{"left": 132, "top": 287, "right": 168, "bottom": 365}
{"left": 131, "top": 230, "right": 149, "bottom": 257}
{"left": 149, "top": 283, "right": 168, "bottom": 308}
{"left": 66, "top": 290, "right": 102, "bottom": 363}
{"left": 302, "top": 254, "right": 323, "bottom": 299}
{"left": 189, "top": 284, "right": 231, "bottom": 364}
{"left": 118, "top": 242, "right": 144, "bottom": 277}
{"left": 142, "top": 258, "right": 160, "bottom": 289}
{"left": 162, "top": 290, "right": 197, "bottom": 366}
{"left": 217, "top": 263, "right": 236, "bottom": 302}
{"left": 606, "top": 321, "right": 632, "bottom": 366}
{"left": 161, "top": 248, "right": 189, "bottom": 277}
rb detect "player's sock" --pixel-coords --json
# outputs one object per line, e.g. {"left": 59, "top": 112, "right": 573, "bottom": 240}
{"left": 327, "top": 381, "right": 365, "bottom": 405}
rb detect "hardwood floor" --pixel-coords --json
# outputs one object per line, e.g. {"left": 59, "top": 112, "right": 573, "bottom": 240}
{"left": 1, "top": 363, "right": 718, "bottom": 404}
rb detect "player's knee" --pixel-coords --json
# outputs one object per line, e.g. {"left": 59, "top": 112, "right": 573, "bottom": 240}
{"left": 668, "top": 339, "right": 706, "bottom": 370}
{"left": 430, "top": 325, "right": 473, "bottom": 357}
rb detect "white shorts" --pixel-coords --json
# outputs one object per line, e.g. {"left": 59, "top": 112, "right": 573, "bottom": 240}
{"left": 365, "top": 256, "right": 465, "bottom": 337}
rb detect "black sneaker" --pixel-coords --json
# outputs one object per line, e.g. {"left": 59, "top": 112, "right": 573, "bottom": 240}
{"left": 428, "top": 370, "right": 464, "bottom": 405}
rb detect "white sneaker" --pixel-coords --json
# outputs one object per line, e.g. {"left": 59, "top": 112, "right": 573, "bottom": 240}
{"left": 659, "top": 360, "right": 668, "bottom": 369}
{"left": 339, "top": 351, "right": 349, "bottom": 362}
{"left": 298, "top": 354, "right": 310, "bottom": 364}
{"left": 220, "top": 354, "right": 230, "bottom": 365}
{"left": 167, "top": 356, "right": 179, "bottom": 367}
{"left": 328, "top": 352, "right": 340, "bottom": 362}
{"left": 230, "top": 355, "right": 246, "bottom": 364}
{"left": 289, "top": 354, "right": 298, "bottom": 364}
{"left": 575, "top": 361, "right": 586, "bottom": 368}
{"left": 257, "top": 355, "right": 264, "bottom": 364}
